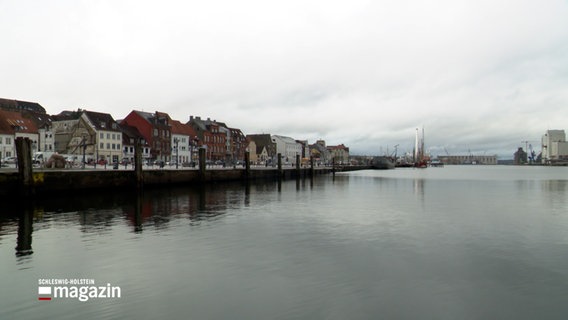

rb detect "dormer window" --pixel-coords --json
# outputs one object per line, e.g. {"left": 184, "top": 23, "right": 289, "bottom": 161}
{"left": 100, "top": 122, "right": 106, "bottom": 128}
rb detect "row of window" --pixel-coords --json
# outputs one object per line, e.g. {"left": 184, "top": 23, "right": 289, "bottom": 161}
{"left": 100, "top": 143, "right": 121, "bottom": 150}
{"left": 0, "top": 137, "right": 12, "bottom": 145}
{"left": 204, "top": 135, "right": 225, "bottom": 143}
{"left": 123, "top": 146, "right": 150, "bottom": 154}
{"left": 153, "top": 129, "right": 170, "bottom": 138}
{"left": 100, "top": 132, "right": 121, "bottom": 140}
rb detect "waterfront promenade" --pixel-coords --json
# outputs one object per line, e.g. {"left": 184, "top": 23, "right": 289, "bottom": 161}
{"left": 0, "top": 161, "right": 371, "bottom": 197}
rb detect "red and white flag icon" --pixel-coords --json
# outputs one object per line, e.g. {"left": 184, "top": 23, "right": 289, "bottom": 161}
{"left": 38, "top": 286, "right": 52, "bottom": 301}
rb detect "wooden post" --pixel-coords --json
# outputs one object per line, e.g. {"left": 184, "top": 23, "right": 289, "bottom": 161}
{"left": 332, "top": 157, "right": 336, "bottom": 177}
{"left": 15, "top": 137, "right": 34, "bottom": 196}
{"left": 277, "top": 153, "right": 282, "bottom": 178}
{"left": 16, "top": 207, "right": 34, "bottom": 256}
{"left": 245, "top": 151, "right": 250, "bottom": 177}
{"left": 310, "top": 156, "right": 315, "bottom": 177}
{"left": 295, "top": 154, "right": 300, "bottom": 178}
{"left": 135, "top": 139, "right": 143, "bottom": 189}
{"left": 199, "top": 148, "right": 206, "bottom": 180}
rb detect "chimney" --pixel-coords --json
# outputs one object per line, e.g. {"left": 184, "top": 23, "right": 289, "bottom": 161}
{"left": 190, "top": 115, "right": 194, "bottom": 121}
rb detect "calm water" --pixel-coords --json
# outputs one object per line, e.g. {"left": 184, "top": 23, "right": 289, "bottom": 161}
{"left": 1, "top": 166, "right": 568, "bottom": 319}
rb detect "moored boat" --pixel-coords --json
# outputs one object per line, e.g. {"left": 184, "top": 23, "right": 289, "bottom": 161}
{"left": 372, "top": 156, "right": 395, "bottom": 169}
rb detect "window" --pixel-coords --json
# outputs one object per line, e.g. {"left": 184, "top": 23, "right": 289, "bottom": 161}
{"left": 153, "top": 129, "right": 158, "bottom": 137}
{"left": 107, "top": 133, "right": 110, "bottom": 139}
{"left": 112, "top": 134, "right": 116, "bottom": 140}
{"left": 100, "top": 143, "right": 104, "bottom": 149}
{"left": 112, "top": 144, "right": 116, "bottom": 150}
{"left": 100, "top": 133, "right": 104, "bottom": 139}
{"left": 107, "top": 143, "right": 110, "bottom": 149}
{"left": 117, "top": 144, "right": 121, "bottom": 150}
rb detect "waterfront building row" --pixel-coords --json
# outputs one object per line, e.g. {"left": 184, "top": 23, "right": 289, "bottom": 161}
{"left": 0, "top": 98, "right": 349, "bottom": 166}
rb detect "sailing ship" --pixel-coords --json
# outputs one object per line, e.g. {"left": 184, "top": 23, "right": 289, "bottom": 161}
{"left": 371, "top": 156, "right": 395, "bottom": 169}
{"left": 414, "top": 127, "right": 428, "bottom": 168}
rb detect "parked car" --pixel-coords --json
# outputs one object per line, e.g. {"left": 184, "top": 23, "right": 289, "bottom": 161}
{"left": 3, "top": 157, "right": 17, "bottom": 164}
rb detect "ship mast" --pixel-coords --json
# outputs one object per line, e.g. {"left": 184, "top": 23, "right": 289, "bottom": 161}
{"left": 414, "top": 128, "right": 419, "bottom": 162}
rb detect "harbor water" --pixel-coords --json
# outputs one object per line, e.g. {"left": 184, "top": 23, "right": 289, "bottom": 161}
{"left": 1, "top": 165, "right": 568, "bottom": 319}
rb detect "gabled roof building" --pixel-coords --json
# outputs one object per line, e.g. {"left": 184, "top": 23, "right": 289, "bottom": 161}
{"left": 121, "top": 111, "right": 172, "bottom": 162}
{"left": 0, "top": 109, "right": 40, "bottom": 159}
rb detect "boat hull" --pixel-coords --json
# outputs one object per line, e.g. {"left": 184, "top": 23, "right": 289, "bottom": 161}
{"left": 372, "top": 156, "right": 395, "bottom": 170}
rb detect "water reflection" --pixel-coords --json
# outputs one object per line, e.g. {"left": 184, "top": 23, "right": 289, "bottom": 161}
{"left": 15, "top": 208, "right": 33, "bottom": 257}
{"left": 1, "top": 180, "right": 298, "bottom": 259}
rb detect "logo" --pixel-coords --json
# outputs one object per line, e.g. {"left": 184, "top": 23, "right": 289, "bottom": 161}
{"left": 38, "top": 278, "right": 121, "bottom": 302}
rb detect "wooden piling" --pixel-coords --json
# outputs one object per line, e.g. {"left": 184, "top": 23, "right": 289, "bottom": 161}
{"left": 16, "top": 207, "right": 33, "bottom": 256}
{"left": 310, "top": 156, "right": 315, "bottom": 177}
{"left": 15, "top": 137, "right": 34, "bottom": 196}
{"left": 295, "top": 154, "right": 300, "bottom": 178}
{"left": 134, "top": 139, "right": 143, "bottom": 189}
{"left": 199, "top": 148, "right": 206, "bottom": 180}
{"left": 245, "top": 151, "right": 250, "bottom": 176}
{"left": 332, "top": 157, "right": 336, "bottom": 177}
{"left": 277, "top": 153, "right": 283, "bottom": 178}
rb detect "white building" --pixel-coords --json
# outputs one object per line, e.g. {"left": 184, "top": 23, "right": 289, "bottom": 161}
{"left": 542, "top": 130, "right": 568, "bottom": 165}
{"left": 271, "top": 135, "right": 302, "bottom": 164}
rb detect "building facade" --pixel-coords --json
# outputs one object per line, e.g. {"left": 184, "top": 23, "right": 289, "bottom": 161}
{"left": 327, "top": 144, "right": 350, "bottom": 164}
{"left": 271, "top": 135, "right": 302, "bottom": 165}
{"left": 437, "top": 155, "right": 497, "bottom": 165}
{"left": 0, "top": 109, "right": 40, "bottom": 160}
{"left": 246, "top": 134, "right": 276, "bottom": 165}
{"left": 541, "top": 130, "right": 568, "bottom": 165}
{"left": 121, "top": 111, "right": 172, "bottom": 162}
{"left": 170, "top": 120, "right": 198, "bottom": 165}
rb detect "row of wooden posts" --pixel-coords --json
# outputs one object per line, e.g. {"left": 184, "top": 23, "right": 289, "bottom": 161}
{"left": 14, "top": 137, "right": 323, "bottom": 196}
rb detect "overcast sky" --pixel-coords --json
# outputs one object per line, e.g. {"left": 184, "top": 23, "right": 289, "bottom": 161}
{"left": 1, "top": 0, "right": 567, "bottom": 158}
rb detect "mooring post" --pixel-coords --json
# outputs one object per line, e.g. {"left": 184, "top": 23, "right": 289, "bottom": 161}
{"left": 15, "top": 137, "right": 34, "bottom": 196}
{"left": 310, "top": 156, "right": 315, "bottom": 177}
{"left": 277, "top": 153, "right": 283, "bottom": 178}
{"left": 16, "top": 207, "right": 34, "bottom": 256}
{"left": 199, "top": 148, "right": 206, "bottom": 180}
{"left": 332, "top": 157, "right": 336, "bottom": 177}
{"left": 134, "top": 139, "right": 143, "bottom": 189}
{"left": 295, "top": 154, "right": 301, "bottom": 178}
{"left": 245, "top": 151, "right": 250, "bottom": 177}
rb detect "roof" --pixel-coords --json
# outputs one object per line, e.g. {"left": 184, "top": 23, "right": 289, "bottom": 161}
{"left": 247, "top": 134, "right": 273, "bottom": 147}
{"left": 83, "top": 110, "right": 121, "bottom": 131}
{"left": 327, "top": 144, "right": 349, "bottom": 151}
{"left": 272, "top": 134, "right": 297, "bottom": 144}
{"left": 0, "top": 98, "right": 46, "bottom": 114}
{"left": 120, "top": 124, "right": 149, "bottom": 146}
{"left": 0, "top": 109, "right": 39, "bottom": 134}
{"left": 52, "top": 110, "right": 83, "bottom": 121}
{"left": 170, "top": 120, "right": 197, "bottom": 137}
{"left": 133, "top": 110, "right": 170, "bottom": 128}
{"left": 188, "top": 116, "right": 228, "bottom": 131}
